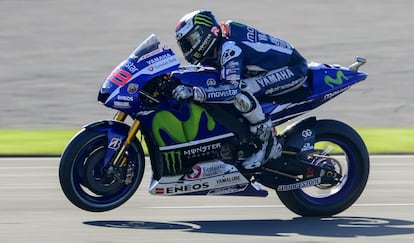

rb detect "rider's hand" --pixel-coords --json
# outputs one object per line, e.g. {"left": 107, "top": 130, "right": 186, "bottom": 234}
{"left": 172, "top": 85, "right": 206, "bottom": 102}
{"left": 172, "top": 85, "right": 193, "bottom": 101}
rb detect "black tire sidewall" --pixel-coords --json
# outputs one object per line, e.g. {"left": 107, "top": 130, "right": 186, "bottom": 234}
{"left": 59, "top": 129, "right": 145, "bottom": 212}
{"left": 276, "top": 119, "right": 370, "bottom": 217}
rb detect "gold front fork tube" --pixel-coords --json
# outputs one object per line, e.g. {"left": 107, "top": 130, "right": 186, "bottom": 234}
{"left": 114, "top": 111, "right": 127, "bottom": 122}
{"left": 112, "top": 119, "right": 141, "bottom": 167}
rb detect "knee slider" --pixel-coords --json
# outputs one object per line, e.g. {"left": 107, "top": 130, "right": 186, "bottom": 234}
{"left": 234, "top": 92, "right": 255, "bottom": 113}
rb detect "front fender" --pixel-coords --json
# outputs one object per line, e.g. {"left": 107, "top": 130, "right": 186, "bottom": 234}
{"left": 84, "top": 120, "right": 131, "bottom": 133}
{"left": 83, "top": 120, "right": 131, "bottom": 166}
{"left": 280, "top": 116, "right": 317, "bottom": 153}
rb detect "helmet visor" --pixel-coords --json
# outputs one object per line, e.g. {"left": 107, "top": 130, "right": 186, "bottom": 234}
{"left": 178, "top": 26, "right": 203, "bottom": 56}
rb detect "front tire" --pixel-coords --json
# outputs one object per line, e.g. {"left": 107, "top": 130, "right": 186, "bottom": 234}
{"left": 277, "top": 119, "right": 369, "bottom": 216}
{"left": 59, "top": 129, "right": 145, "bottom": 212}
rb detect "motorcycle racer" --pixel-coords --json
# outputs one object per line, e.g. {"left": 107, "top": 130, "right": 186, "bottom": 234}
{"left": 172, "top": 10, "right": 308, "bottom": 169}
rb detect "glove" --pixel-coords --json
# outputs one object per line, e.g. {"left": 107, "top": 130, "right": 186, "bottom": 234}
{"left": 172, "top": 85, "right": 193, "bottom": 101}
{"left": 172, "top": 85, "right": 206, "bottom": 102}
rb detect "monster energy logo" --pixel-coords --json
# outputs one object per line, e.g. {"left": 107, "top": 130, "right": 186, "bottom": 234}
{"left": 162, "top": 150, "right": 183, "bottom": 174}
{"left": 152, "top": 103, "right": 216, "bottom": 146}
{"left": 194, "top": 14, "right": 213, "bottom": 26}
{"left": 324, "top": 70, "right": 349, "bottom": 88}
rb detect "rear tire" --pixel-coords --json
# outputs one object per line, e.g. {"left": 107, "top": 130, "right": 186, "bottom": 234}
{"left": 276, "top": 119, "right": 369, "bottom": 216}
{"left": 59, "top": 129, "right": 145, "bottom": 212}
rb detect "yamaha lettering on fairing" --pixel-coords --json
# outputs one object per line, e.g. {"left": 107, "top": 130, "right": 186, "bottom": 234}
{"left": 264, "top": 76, "right": 306, "bottom": 95}
{"left": 216, "top": 175, "right": 241, "bottom": 185}
{"left": 256, "top": 68, "right": 295, "bottom": 88}
{"left": 146, "top": 53, "right": 172, "bottom": 65}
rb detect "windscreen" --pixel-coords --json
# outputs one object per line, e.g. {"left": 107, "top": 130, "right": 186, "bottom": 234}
{"left": 130, "top": 34, "right": 161, "bottom": 60}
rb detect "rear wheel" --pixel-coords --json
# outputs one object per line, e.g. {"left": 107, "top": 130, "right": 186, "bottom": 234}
{"left": 59, "top": 129, "right": 145, "bottom": 212}
{"left": 276, "top": 119, "right": 369, "bottom": 216}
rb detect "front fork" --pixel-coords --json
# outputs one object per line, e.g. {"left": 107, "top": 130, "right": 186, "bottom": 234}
{"left": 111, "top": 111, "right": 141, "bottom": 167}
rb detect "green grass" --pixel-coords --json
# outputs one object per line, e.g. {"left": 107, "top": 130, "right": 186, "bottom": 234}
{"left": 358, "top": 128, "right": 414, "bottom": 154}
{"left": 0, "top": 129, "right": 79, "bottom": 156}
{"left": 0, "top": 128, "right": 413, "bottom": 156}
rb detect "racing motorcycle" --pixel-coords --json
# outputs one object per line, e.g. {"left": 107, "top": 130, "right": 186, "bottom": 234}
{"left": 59, "top": 34, "right": 370, "bottom": 216}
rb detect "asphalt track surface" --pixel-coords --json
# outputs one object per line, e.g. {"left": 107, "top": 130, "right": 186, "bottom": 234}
{"left": 0, "top": 0, "right": 413, "bottom": 129}
{"left": 0, "top": 155, "right": 414, "bottom": 243}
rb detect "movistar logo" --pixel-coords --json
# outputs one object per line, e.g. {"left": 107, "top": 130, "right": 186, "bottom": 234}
{"left": 324, "top": 70, "right": 349, "bottom": 88}
{"left": 194, "top": 14, "right": 213, "bottom": 26}
{"left": 152, "top": 103, "right": 216, "bottom": 146}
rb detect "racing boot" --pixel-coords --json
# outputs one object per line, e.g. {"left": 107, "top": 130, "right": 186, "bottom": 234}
{"left": 242, "top": 119, "right": 282, "bottom": 170}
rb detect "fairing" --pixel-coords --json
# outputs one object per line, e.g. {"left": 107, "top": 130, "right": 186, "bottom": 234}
{"left": 98, "top": 34, "right": 180, "bottom": 113}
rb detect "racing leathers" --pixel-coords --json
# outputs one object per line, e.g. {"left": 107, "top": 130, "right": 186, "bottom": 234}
{"left": 173, "top": 21, "right": 308, "bottom": 169}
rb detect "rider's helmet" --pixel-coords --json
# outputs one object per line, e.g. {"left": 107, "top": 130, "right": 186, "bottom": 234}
{"left": 175, "top": 10, "right": 222, "bottom": 65}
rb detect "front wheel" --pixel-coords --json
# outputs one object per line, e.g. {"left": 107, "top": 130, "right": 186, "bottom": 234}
{"left": 59, "top": 129, "right": 145, "bottom": 212}
{"left": 276, "top": 119, "right": 370, "bottom": 217}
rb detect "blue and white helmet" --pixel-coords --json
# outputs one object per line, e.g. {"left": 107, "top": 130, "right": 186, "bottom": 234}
{"left": 175, "top": 10, "right": 222, "bottom": 64}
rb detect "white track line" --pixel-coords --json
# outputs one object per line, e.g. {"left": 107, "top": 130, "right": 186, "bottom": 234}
{"left": 144, "top": 203, "right": 414, "bottom": 209}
